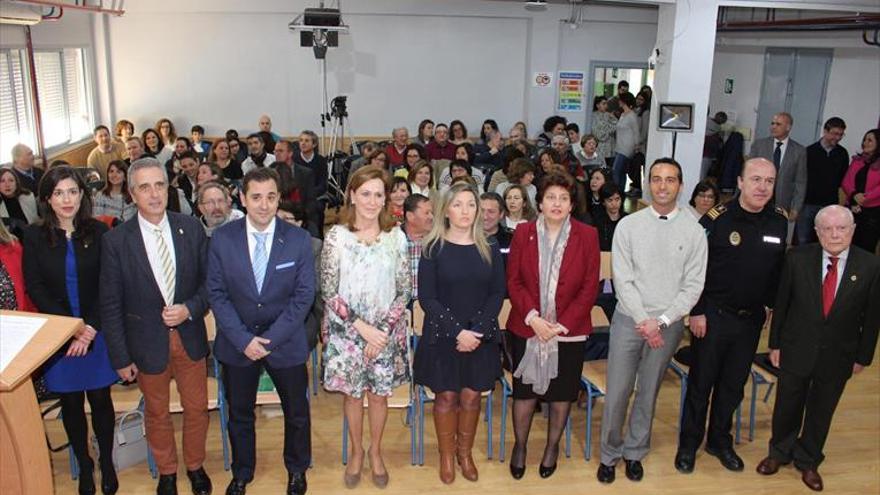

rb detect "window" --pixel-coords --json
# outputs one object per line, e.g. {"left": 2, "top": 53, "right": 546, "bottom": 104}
{"left": 0, "top": 47, "right": 93, "bottom": 164}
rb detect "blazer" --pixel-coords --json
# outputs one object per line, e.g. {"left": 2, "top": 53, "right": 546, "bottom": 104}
{"left": 208, "top": 218, "right": 315, "bottom": 368}
{"left": 0, "top": 193, "right": 40, "bottom": 224}
{"left": 750, "top": 136, "right": 807, "bottom": 214}
{"left": 100, "top": 212, "right": 210, "bottom": 374}
{"left": 769, "top": 244, "right": 880, "bottom": 380}
{"left": 21, "top": 221, "right": 107, "bottom": 329}
{"left": 12, "top": 167, "right": 43, "bottom": 194}
{"left": 506, "top": 219, "right": 601, "bottom": 338}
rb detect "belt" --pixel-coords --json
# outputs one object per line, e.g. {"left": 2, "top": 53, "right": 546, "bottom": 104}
{"left": 712, "top": 300, "right": 760, "bottom": 319}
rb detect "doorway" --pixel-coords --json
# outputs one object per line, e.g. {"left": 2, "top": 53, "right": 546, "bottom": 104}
{"left": 755, "top": 48, "right": 833, "bottom": 146}
{"left": 585, "top": 61, "right": 655, "bottom": 133}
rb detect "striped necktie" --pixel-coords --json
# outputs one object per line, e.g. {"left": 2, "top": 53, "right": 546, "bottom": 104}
{"left": 153, "top": 228, "right": 175, "bottom": 305}
{"left": 252, "top": 233, "right": 268, "bottom": 294}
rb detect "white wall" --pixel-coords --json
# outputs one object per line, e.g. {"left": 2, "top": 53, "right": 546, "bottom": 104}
{"left": 710, "top": 32, "right": 880, "bottom": 152}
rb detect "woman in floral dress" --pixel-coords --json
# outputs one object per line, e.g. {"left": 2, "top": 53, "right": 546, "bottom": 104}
{"left": 321, "top": 165, "right": 412, "bottom": 489}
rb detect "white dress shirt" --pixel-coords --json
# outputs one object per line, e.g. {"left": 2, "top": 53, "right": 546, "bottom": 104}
{"left": 138, "top": 213, "right": 177, "bottom": 305}
{"left": 775, "top": 136, "right": 790, "bottom": 167}
{"left": 246, "top": 216, "right": 276, "bottom": 264}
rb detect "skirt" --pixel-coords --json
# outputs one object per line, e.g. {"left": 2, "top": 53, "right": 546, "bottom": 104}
{"left": 413, "top": 338, "right": 502, "bottom": 393}
{"left": 510, "top": 333, "right": 585, "bottom": 402}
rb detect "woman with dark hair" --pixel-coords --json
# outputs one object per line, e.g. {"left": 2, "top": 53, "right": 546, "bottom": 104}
{"left": 209, "top": 139, "right": 243, "bottom": 181}
{"left": 588, "top": 168, "right": 613, "bottom": 216}
{"left": 92, "top": 160, "right": 135, "bottom": 221}
{"left": 154, "top": 118, "right": 177, "bottom": 165}
{"left": 321, "top": 166, "right": 411, "bottom": 488}
{"left": 389, "top": 176, "right": 411, "bottom": 224}
{"left": 503, "top": 184, "right": 536, "bottom": 229}
{"left": 842, "top": 128, "right": 880, "bottom": 252}
{"left": 408, "top": 159, "right": 435, "bottom": 197}
{"left": 495, "top": 158, "right": 537, "bottom": 206}
{"left": 403, "top": 143, "right": 427, "bottom": 174}
{"left": 506, "top": 172, "right": 600, "bottom": 480}
{"left": 141, "top": 128, "right": 163, "bottom": 159}
{"left": 226, "top": 129, "right": 249, "bottom": 162}
{"left": 537, "top": 116, "right": 567, "bottom": 149}
{"left": 594, "top": 182, "right": 626, "bottom": 251}
{"left": 414, "top": 182, "right": 505, "bottom": 484}
{"left": 450, "top": 120, "right": 469, "bottom": 145}
{"left": 592, "top": 96, "right": 618, "bottom": 168}
{"left": 440, "top": 144, "right": 485, "bottom": 190}
{"left": 577, "top": 134, "right": 605, "bottom": 171}
{"left": 22, "top": 167, "right": 119, "bottom": 494}
{"left": 536, "top": 149, "right": 562, "bottom": 179}
{"left": 0, "top": 168, "right": 39, "bottom": 225}
{"left": 488, "top": 147, "right": 525, "bottom": 195}
{"left": 478, "top": 119, "right": 500, "bottom": 145}
{"left": 686, "top": 180, "right": 721, "bottom": 220}
{"left": 114, "top": 119, "right": 135, "bottom": 156}
{"left": 417, "top": 119, "right": 435, "bottom": 146}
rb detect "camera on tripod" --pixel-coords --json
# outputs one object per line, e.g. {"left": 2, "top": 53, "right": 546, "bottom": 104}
{"left": 331, "top": 95, "right": 348, "bottom": 118}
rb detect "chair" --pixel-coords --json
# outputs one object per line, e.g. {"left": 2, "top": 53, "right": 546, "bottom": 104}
{"left": 497, "top": 300, "right": 571, "bottom": 463}
{"left": 578, "top": 305, "right": 611, "bottom": 460}
{"left": 747, "top": 353, "right": 778, "bottom": 442}
{"left": 411, "top": 301, "right": 494, "bottom": 465}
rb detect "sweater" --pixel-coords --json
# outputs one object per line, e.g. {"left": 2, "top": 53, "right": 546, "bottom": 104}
{"left": 614, "top": 111, "right": 640, "bottom": 158}
{"left": 611, "top": 206, "right": 707, "bottom": 324}
{"left": 804, "top": 141, "right": 849, "bottom": 206}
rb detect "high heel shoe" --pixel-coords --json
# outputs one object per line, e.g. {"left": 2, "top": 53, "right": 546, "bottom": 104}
{"left": 539, "top": 462, "right": 557, "bottom": 478}
{"left": 509, "top": 443, "right": 526, "bottom": 480}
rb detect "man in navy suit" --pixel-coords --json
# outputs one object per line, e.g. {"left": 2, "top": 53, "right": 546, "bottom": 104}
{"left": 207, "top": 167, "right": 315, "bottom": 495}
{"left": 101, "top": 157, "right": 212, "bottom": 495}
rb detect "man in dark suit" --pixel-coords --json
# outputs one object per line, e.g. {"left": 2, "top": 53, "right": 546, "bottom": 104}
{"left": 10, "top": 143, "right": 44, "bottom": 193}
{"left": 207, "top": 167, "right": 315, "bottom": 495}
{"left": 749, "top": 112, "right": 807, "bottom": 242}
{"left": 757, "top": 205, "right": 880, "bottom": 492}
{"left": 271, "top": 139, "right": 319, "bottom": 237}
{"left": 101, "top": 157, "right": 213, "bottom": 495}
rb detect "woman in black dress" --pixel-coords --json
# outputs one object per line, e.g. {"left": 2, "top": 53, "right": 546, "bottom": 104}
{"left": 414, "top": 181, "right": 506, "bottom": 484}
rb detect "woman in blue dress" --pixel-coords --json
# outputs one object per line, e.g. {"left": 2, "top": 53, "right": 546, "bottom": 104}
{"left": 413, "top": 181, "right": 506, "bottom": 484}
{"left": 22, "top": 167, "right": 119, "bottom": 495}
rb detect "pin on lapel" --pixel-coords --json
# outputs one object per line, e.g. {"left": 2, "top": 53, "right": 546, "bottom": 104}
{"left": 178, "top": 228, "right": 184, "bottom": 235}
{"left": 851, "top": 275, "right": 857, "bottom": 282}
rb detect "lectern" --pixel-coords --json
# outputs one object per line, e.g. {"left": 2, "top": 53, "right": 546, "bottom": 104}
{"left": 1, "top": 310, "right": 83, "bottom": 495}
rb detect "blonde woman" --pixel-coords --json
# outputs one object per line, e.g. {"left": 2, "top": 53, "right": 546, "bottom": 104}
{"left": 413, "top": 182, "right": 505, "bottom": 483}
{"left": 321, "top": 166, "right": 411, "bottom": 489}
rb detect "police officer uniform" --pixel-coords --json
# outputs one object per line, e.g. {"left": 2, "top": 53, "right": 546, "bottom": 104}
{"left": 677, "top": 199, "right": 788, "bottom": 466}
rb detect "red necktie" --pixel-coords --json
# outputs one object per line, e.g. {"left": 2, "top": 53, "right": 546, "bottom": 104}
{"left": 822, "top": 257, "right": 839, "bottom": 318}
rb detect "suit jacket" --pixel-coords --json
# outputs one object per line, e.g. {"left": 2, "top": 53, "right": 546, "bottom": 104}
{"left": 271, "top": 161, "right": 320, "bottom": 237}
{"left": 750, "top": 136, "right": 807, "bottom": 214}
{"left": 207, "top": 218, "right": 315, "bottom": 368}
{"left": 769, "top": 244, "right": 880, "bottom": 380}
{"left": 12, "top": 166, "right": 44, "bottom": 194}
{"left": 21, "top": 221, "right": 108, "bottom": 330}
{"left": 100, "top": 212, "right": 210, "bottom": 373}
{"left": 506, "top": 220, "right": 601, "bottom": 338}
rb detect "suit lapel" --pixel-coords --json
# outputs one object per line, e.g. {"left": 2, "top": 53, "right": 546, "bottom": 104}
{"left": 828, "top": 250, "right": 861, "bottom": 318}
{"left": 260, "top": 222, "right": 287, "bottom": 294}
{"left": 806, "top": 245, "right": 825, "bottom": 320}
{"left": 125, "top": 217, "right": 164, "bottom": 302}
{"left": 168, "top": 214, "right": 186, "bottom": 304}
{"left": 235, "top": 220, "right": 261, "bottom": 297}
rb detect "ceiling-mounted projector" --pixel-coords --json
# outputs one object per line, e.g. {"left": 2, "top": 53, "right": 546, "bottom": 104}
{"left": 524, "top": 1, "right": 548, "bottom": 12}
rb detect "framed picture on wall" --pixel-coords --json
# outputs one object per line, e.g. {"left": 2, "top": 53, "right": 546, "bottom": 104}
{"left": 657, "top": 102, "right": 694, "bottom": 132}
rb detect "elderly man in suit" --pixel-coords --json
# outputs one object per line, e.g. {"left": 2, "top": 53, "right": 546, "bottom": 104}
{"left": 757, "top": 205, "right": 880, "bottom": 492}
{"left": 101, "top": 157, "right": 212, "bottom": 495}
{"left": 207, "top": 167, "right": 315, "bottom": 495}
{"left": 750, "top": 112, "right": 807, "bottom": 242}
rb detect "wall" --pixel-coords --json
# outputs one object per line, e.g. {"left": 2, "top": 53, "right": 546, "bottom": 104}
{"left": 710, "top": 31, "right": 880, "bottom": 153}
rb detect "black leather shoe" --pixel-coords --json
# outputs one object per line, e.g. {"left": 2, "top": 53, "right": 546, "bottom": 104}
{"left": 705, "top": 446, "right": 744, "bottom": 472}
{"left": 287, "top": 472, "right": 307, "bottom": 495}
{"left": 187, "top": 467, "right": 212, "bottom": 495}
{"left": 224, "top": 479, "right": 247, "bottom": 495}
{"left": 597, "top": 463, "right": 615, "bottom": 484}
{"left": 538, "top": 463, "right": 557, "bottom": 479}
{"left": 624, "top": 459, "right": 643, "bottom": 481}
{"left": 509, "top": 462, "right": 525, "bottom": 480}
{"left": 675, "top": 450, "right": 696, "bottom": 474}
{"left": 157, "top": 474, "right": 178, "bottom": 495}
{"left": 99, "top": 461, "right": 118, "bottom": 495}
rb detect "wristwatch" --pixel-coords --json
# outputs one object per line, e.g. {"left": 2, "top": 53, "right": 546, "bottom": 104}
{"left": 659, "top": 321, "right": 669, "bottom": 331}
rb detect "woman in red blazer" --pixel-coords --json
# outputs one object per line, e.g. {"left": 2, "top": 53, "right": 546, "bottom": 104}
{"left": 506, "top": 172, "right": 600, "bottom": 480}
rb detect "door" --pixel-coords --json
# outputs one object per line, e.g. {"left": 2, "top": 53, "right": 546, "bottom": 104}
{"left": 755, "top": 48, "right": 832, "bottom": 145}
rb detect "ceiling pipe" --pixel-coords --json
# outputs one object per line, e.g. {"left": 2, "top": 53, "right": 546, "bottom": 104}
{"left": 8, "top": 0, "right": 124, "bottom": 16}
{"left": 41, "top": 6, "right": 63, "bottom": 21}
{"left": 717, "top": 14, "right": 880, "bottom": 32}
{"left": 24, "top": 26, "right": 47, "bottom": 164}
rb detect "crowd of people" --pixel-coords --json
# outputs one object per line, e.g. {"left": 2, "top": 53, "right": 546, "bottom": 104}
{"left": 0, "top": 104, "right": 877, "bottom": 495}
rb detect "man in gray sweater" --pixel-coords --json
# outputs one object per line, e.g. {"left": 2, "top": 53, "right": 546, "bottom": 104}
{"left": 598, "top": 157, "right": 708, "bottom": 484}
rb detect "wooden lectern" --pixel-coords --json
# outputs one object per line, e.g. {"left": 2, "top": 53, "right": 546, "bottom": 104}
{"left": 1, "top": 310, "right": 83, "bottom": 495}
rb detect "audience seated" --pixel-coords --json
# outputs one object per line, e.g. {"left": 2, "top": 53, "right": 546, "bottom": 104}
{"left": 241, "top": 133, "right": 276, "bottom": 175}
{"left": 416, "top": 119, "right": 434, "bottom": 147}
{"left": 258, "top": 114, "right": 282, "bottom": 144}
{"left": 502, "top": 183, "right": 536, "bottom": 230}
{"left": 408, "top": 159, "right": 435, "bottom": 198}
{"left": 425, "top": 123, "right": 455, "bottom": 161}
{"left": 0, "top": 168, "right": 40, "bottom": 225}
{"left": 8, "top": 143, "right": 43, "bottom": 193}
{"left": 494, "top": 157, "right": 537, "bottom": 207}
{"left": 92, "top": 160, "right": 136, "bottom": 222}
{"left": 190, "top": 125, "right": 212, "bottom": 162}
{"left": 196, "top": 181, "right": 243, "bottom": 237}
{"left": 536, "top": 115, "right": 566, "bottom": 149}
{"left": 686, "top": 180, "right": 721, "bottom": 220}
{"left": 154, "top": 117, "right": 177, "bottom": 164}
{"left": 385, "top": 127, "right": 410, "bottom": 167}
{"left": 86, "top": 125, "right": 125, "bottom": 179}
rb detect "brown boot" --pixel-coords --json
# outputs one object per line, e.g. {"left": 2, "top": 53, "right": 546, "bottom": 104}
{"left": 457, "top": 407, "right": 481, "bottom": 482}
{"left": 434, "top": 409, "right": 458, "bottom": 484}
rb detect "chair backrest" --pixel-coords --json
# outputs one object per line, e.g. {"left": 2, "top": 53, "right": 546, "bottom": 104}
{"left": 498, "top": 298, "right": 512, "bottom": 328}
{"left": 590, "top": 305, "right": 610, "bottom": 328}
{"left": 600, "top": 251, "right": 612, "bottom": 281}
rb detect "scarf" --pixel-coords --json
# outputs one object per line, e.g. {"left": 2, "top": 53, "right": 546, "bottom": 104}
{"left": 513, "top": 214, "right": 571, "bottom": 394}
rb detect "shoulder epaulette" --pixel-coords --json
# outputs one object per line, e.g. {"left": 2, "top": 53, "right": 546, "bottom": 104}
{"left": 774, "top": 206, "right": 789, "bottom": 220}
{"left": 706, "top": 204, "right": 727, "bottom": 220}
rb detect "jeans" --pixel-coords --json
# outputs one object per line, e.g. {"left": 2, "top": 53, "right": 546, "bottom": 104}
{"left": 612, "top": 153, "right": 631, "bottom": 190}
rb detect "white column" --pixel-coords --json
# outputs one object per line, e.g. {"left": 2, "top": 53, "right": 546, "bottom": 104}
{"left": 645, "top": 0, "right": 719, "bottom": 204}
